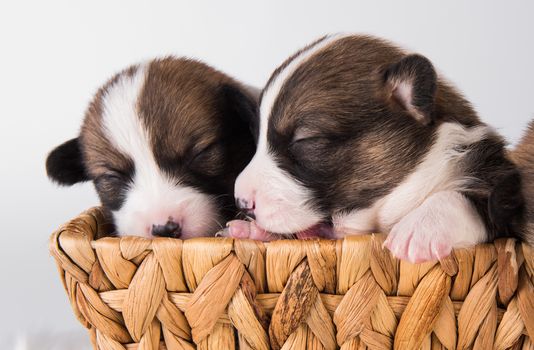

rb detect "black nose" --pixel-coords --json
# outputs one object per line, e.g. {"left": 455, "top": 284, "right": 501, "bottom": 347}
{"left": 236, "top": 198, "right": 255, "bottom": 219}
{"left": 236, "top": 198, "right": 249, "bottom": 210}
{"left": 152, "top": 220, "right": 181, "bottom": 238}
{"left": 236, "top": 198, "right": 255, "bottom": 210}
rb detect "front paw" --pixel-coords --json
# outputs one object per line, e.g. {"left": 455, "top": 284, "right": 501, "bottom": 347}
{"left": 384, "top": 216, "right": 452, "bottom": 263}
{"left": 383, "top": 191, "right": 487, "bottom": 263}
{"left": 223, "top": 220, "right": 278, "bottom": 241}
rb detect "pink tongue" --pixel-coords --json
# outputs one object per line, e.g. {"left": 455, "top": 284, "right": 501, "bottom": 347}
{"left": 296, "top": 223, "right": 334, "bottom": 240}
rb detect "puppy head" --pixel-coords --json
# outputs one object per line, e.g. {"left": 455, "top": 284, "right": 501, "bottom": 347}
{"left": 47, "top": 58, "right": 256, "bottom": 238}
{"left": 235, "top": 35, "right": 455, "bottom": 234}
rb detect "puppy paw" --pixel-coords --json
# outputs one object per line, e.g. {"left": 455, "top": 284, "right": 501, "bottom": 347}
{"left": 383, "top": 191, "right": 487, "bottom": 263}
{"left": 384, "top": 221, "right": 452, "bottom": 263}
{"left": 225, "top": 220, "right": 277, "bottom": 241}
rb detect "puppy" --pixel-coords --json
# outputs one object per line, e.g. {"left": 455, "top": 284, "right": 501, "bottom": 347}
{"left": 47, "top": 57, "right": 257, "bottom": 238}
{"left": 228, "top": 34, "right": 523, "bottom": 262}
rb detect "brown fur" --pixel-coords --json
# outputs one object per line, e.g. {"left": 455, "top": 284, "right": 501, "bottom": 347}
{"left": 80, "top": 66, "right": 135, "bottom": 178}
{"left": 510, "top": 121, "right": 534, "bottom": 245}
{"left": 262, "top": 34, "right": 520, "bottom": 240}
{"left": 44, "top": 57, "right": 258, "bottom": 222}
{"left": 267, "top": 35, "right": 489, "bottom": 210}
{"left": 81, "top": 58, "right": 254, "bottom": 181}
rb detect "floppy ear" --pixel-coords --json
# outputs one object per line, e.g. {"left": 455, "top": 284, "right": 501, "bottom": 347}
{"left": 46, "top": 138, "right": 89, "bottom": 185}
{"left": 219, "top": 83, "right": 259, "bottom": 142}
{"left": 384, "top": 54, "right": 437, "bottom": 125}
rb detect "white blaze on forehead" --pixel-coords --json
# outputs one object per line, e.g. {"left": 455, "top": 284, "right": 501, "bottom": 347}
{"left": 258, "top": 33, "right": 349, "bottom": 151}
{"left": 102, "top": 64, "right": 149, "bottom": 159}
{"left": 99, "top": 63, "right": 220, "bottom": 237}
{"left": 101, "top": 63, "right": 169, "bottom": 193}
{"left": 236, "top": 34, "right": 350, "bottom": 233}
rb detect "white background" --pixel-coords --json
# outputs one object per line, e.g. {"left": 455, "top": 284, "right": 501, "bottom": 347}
{"left": 1, "top": 0, "right": 533, "bottom": 346}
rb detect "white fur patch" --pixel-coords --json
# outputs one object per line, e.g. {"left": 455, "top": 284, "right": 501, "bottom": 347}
{"left": 333, "top": 122, "right": 492, "bottom": 238}
{"left": 378, "top": 122, "right": 491, "bottom": 230}
{"left": 100, "top": 64, "right": 220, "bottom": 237}
{"left": 384, "top": 190, "right": 486, "bottom": 262}
{"left": 235, "top": 152, "right": 323, "bottom": 233}
{"left": 235, "top": 34, "right": 348, "bottom": 234}
{"left": 331, "top": 206, "right": 379, "bottom": 238}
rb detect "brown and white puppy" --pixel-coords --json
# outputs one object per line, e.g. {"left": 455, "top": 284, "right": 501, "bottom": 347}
{"left": 229, "top": 34, "right": 523, "bottom": 262}
{"left": 47, "top": 57, "right": 257, "bottom": 238}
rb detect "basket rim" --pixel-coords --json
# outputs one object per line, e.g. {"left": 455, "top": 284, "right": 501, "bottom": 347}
{"left": 48, "top": 206, "right": 534, "bottom": 349}
{"left": 50, "top": 205, "right": 519, "bottom": 249}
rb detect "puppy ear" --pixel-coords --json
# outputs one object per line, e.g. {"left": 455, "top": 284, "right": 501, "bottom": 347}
{"left": 219, "top": 83, "right": 259, "bottom": 142}
{"left": 46, "top": 138, "right": 89, "bottom": 185}
{"left": 384, "top": 54, "right": 437, "bottom": 125}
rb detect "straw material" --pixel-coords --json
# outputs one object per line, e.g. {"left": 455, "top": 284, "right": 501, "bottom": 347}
{"left": 50, "top": 207, "right": 534, "bottom": 350}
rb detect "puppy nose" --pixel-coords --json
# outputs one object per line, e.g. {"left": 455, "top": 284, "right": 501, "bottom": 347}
{"left": 236, "top": 198, "right": 255, "bottom": 210}
{"left": 152, "top": 220, "right": 181, "bottom": 238}
{"left": 236, "top": 198, "right": 256, "bottom": 219}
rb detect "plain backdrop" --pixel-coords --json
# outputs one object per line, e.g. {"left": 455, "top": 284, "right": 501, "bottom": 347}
{"left": 1, "top": 0, "right": 533, "bottom": 345}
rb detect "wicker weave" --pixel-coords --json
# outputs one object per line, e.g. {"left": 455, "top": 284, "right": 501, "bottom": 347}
{"left": 49, "top": 207, "right": 534, "bottom": 350}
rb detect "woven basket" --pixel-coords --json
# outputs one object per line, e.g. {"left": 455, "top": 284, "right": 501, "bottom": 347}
{"left": 49, "top": 207, "right": 534, "bottom": 350}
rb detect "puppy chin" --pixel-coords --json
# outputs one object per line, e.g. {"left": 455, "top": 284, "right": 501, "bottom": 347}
{"left": 113, "top": 193, "right": 223, "bottom": 238}
{"left": 254, "top": 202, "right": 323, "bottom": 234}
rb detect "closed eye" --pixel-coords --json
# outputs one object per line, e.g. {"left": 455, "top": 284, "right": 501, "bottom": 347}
{"left": 290, "top": 136, "right": 328, "bottom": 147}
{"left": 94, "top": 170, "right": 132, "bottom": 211}
{"left": 288, "top": 136, "right": 334, "bottom": 168}
{"left": 97, "top": 168, "right": 132, "bottom": 182}
{"left": 189, "top": 142, "right": 220, "bottom": 164}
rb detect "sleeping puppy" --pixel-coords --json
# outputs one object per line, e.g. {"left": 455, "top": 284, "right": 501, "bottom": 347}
{"left": 228, "top": 34, "right": 523, "bottom": 262}
{"left": 47, "top": 57, "right": 257, "bottom": 238}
